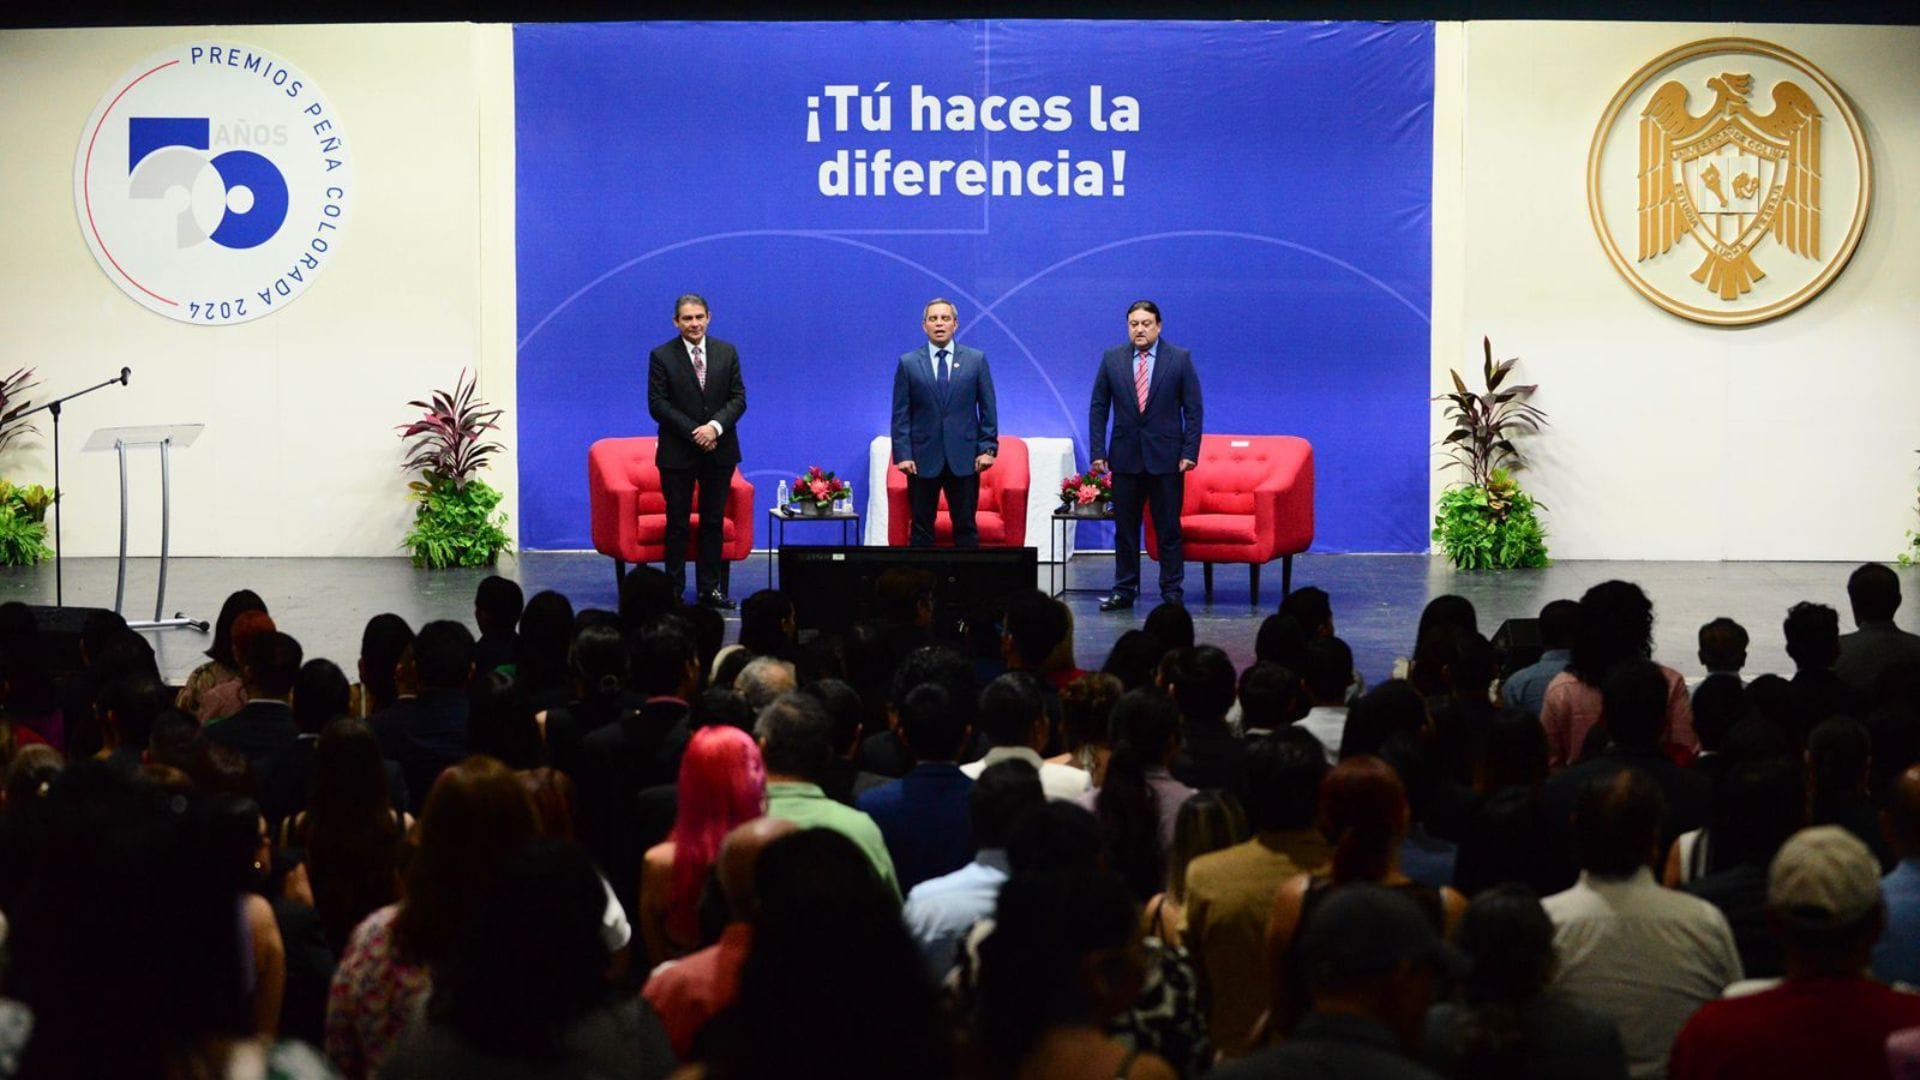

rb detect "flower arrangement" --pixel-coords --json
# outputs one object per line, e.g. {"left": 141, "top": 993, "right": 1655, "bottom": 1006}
{"left": 1431, "top": 338, "right": 1549, "bottom": 570}
{"left": 1058, "top": 467, "right": 1114, "bottom": 513}
{"left": 789, "top": 466, "right": 849, "bottom": 511}
{"left": 397, "top": 370, "right": 511, "bottom": 569}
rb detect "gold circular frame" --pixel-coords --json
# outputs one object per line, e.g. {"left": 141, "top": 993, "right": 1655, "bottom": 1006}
{"left": 1586, "top": 37, "right": 1873, "bottom": 327}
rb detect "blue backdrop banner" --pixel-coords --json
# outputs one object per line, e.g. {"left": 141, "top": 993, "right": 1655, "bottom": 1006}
{"left": 514, "top": 20, "right": 1434, "bottom": 553}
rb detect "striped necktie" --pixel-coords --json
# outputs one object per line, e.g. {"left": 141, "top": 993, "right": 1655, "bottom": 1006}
{"left": 1135, "top": 351, "right": 1150, "bottom": 411}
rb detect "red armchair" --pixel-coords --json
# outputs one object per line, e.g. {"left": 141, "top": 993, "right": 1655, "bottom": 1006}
{"left": 588, "top": 437, "right": 755, "bottom": 589}
{"left": 1146, "top": 434, "right": 1314, "bottom": 605}
{"left": 885, "top": 435, "right": 1031, "bottom": 547}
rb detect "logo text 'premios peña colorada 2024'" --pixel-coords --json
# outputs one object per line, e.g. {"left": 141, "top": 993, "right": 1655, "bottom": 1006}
{"left": 74, "top": 42, "right": 353, "bottom": 326}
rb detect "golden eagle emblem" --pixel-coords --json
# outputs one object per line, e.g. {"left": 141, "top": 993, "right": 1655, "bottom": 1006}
{"left": 1638, "top": 72, "right": 1821, "bottom": 300}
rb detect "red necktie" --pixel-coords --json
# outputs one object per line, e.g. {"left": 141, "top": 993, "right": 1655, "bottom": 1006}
{"left": 1134, "top": 351, "right": 1150, "bottom": 411}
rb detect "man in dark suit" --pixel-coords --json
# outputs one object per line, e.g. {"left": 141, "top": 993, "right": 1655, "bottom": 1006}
{"left": 371, "top": 620, "right": 474, "bottom": 813}
{"left": 205, "top": 630, "right": 303, "bottom": 767}
{"left": 1089, "top": 299, "right": 1202, "bottom": 610}
{"left": 648, "top": 293, "right": 747, "bottom": 609}
{"left": 891, "top": 298, "right": 998, "bottom": 547}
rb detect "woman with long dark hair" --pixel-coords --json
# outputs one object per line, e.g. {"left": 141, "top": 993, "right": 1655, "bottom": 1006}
{"left": 349, "top": 613, "right": 413, "bottom": 720}
{"left": 513, "top": 589, "right": 576, "bottom": 712}
{"left": 294, "top": 717, "right": 407, "bottom": 956}
{"left": 637, "top": 725, "right": 766, "bottom": 964}
{"left": 177, "top": 588, "right": 267, "bottom": 719}
{"left": 1085, "top": 690, "right": 1193, "bottom": 902}
{"left": 1539, "top": 580, "right": 1695, "bottom": 768}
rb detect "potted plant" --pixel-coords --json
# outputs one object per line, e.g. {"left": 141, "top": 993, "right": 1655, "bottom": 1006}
{"left": 1058, "top": 467, "right": 1114, "bottom": 517}
{"left": 0, "top": 369, "right": 53, "bottom": 568}
{"left": 1432, "top": 338, "right": 1550, "bottom": 570}
{"left": 397, "top": 370, "right": 511, "bottom": 569}
{"left": 1901, "top": 450, "right": 1920, "bottom": 569}
{"left": 787, "top": 466, "right": 849, "bottom": 516}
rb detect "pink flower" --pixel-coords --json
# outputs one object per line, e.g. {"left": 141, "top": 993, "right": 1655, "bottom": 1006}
{"left": 809, "top": 478, "right": 830, "bottom": 499}
{"left": 1077, "top": 483, "right": 1100, "bottom": 504}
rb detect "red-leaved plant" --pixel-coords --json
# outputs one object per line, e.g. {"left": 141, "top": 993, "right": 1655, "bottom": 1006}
{"left": 398, "top": 369, "right": 504, "bottom": 491}
{"left": 0, "top": 368, "right": 42, "bottom": 453}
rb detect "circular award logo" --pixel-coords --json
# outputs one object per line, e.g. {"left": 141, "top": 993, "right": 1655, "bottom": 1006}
{"left": 74, "top": 43, "right": 353, "bottom": 326}
{"left": 1587, "top": 38, "right": 1871, "bottom": 326}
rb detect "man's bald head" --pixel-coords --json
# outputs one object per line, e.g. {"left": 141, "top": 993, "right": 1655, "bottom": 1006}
{"left": 717, "top": 815, "right": 798, "bottom": 919}
{"left": 1884, "top": 765, "right": 1920, "bottom": 857}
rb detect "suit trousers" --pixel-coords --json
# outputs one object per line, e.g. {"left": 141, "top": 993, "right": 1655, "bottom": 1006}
{"left": 906, "top": 469, "right": 980, "bottom": 547}
{"left": 1111, "top": 470, "right": 1184, "bottom": 602}
{"left": 660, "top": 456, "right": 732, "bottom": 596}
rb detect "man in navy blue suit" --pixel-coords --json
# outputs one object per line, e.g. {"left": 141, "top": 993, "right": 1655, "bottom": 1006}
{"left": 892, "top": 298, "right": 999, "bottom": 547}
{"left": 1089, "top": 300, "right": 1203, "bottom": 610}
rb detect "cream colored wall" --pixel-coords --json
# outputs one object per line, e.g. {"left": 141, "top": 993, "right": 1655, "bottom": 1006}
{"left": 0, "top": 23, "right": 518, "bottom": 557}
{"left": 1434, "top": 22, "right": 1920, "bottom": 561}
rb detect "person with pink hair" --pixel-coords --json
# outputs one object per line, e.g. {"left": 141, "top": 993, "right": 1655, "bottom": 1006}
{"left": 637, "top": 725, "right": 767, "bottom": 965}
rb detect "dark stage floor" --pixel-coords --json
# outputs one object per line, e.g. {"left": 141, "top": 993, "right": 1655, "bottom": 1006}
{"left": 4, "top": 553, "right": 1915, "bottom": 690}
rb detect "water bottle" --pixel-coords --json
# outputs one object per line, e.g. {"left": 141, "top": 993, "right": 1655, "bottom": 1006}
{"left": 776, "top": 479, "right": 789, "bottom": 512}
{"left": 840, "top": 483, "right": 853, "bottom": 512}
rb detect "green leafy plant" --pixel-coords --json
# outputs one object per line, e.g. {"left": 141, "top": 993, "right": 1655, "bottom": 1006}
{"left": 0, "top": 368, "right": 41, "bottom": 453}
{"left": 0, "top": 480, "right": 54, "bottom": 566}
{"left": 398, "top": 371, "right": 510, "bottom": 569}
{"left": 1432, "top": 338, "right": 1550, "bottom": 569}
{"left": 1901, "top": 450, "right": 1920, "bottom": 569}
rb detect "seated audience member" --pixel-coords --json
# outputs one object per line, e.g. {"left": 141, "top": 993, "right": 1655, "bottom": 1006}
{"left": 146, "top": 709, "right": 211, "bottom": 785}
{"left": 733, "top": 655, "right": 797, "bottom": 713}
{"left": 513, "top": 590, "right": 576, "bottom": 712}
{"left": 1005, "top": 588, "right": 1076, "bottom": 680}
{"left": 576, "top": 618, "right": 701, "bottom": 908}
{"left": 644, "top": 816, "right": 797, "bottom": 1059}
{"left": 206, "top": 631, "right": 304, "bottom": 766}
{"left": 1865, "top": 661, "right": 1920, "bottom": 803}
{"left": 1238, "top": 661, "right": 1308, "bottom": 742}
{"left": 1675, "top": 756, "right": 1806, "bottom": 979}
{"left": 1697, "top": 616, "right": 1749, "bottom": 683}
{"left": 53, "top": 609, "right": 134, "bottom": 760}
{"left": 1873, "top": 763, "right": 1920, "bottom": 984}
{"left": 543, "top": 623, "right": 635, "bottom": 776}
{"left": 466, "top": 670, "right": 545, "bottom": 770}
{"left": 1542, "top": 769, "right": 1741, "bottom": 1080}
{"left": 1255, "top": 613, "right": 1311, "bottom": 673}
{"left": 196, "top": 609, "right": 279, "bottom": 725}
{"left": 805, "top": 677, "right": 889, "bottom": 804}
{"left": 470, "top": 574, "right": 524, "bottom": 674}
{"left": 1295, "top": 637, "right": 1356, "bottom": 765}
{"left": 1379, "top": 733, "right": 1459, "bottom": 891}
{"left": 1402, "top": 594, "right": 1478, "bottom": 696}
{"left": 1784, "top": 602, "right": 1868, "bottom": 735}
{"left": 1424, "top": 884, "right": 1628, "bottom": 1080}
{"left": 519, "top": 767, "right": 578, "bottom": 840}
{"left": 618, "top": 564, "right": 682, "bottom": 637}
{"left": 1541, "top": 581, "right": 1696, "bottom": 769}
{"left": 1144, "top": 789, "right": 1247, "bottom": 950}
{"left": 1054, "top": 671, "right": 1124, "bottom": 778}
{"left": 638, "top": 725, "right": 766, "bottom": 966}
{"left": 1183, "top": 728, "right": 1332, "bottom": 1060}
{"left": 1669, "top": 826, "right": 1920, "bottom": 1080}
{"left": 758, "top": 692, "right": 900, "bottom": 899}
{"left": 1501, "top": 598, "right": 1580, "bottom": 719}
{"left": 1337, "top": 679, "right": 1427, "bottom": 761}
{"left": 9, "top": 763, "right": 331, "bottom": 1078}
{"left": 862, "top": 645, "right": 978, "bottom": 778}
{"left": 1086, "top": 689, "right": 1196, "bottom": 900}
{"left": 857, "top": 682, "right": 975, "bottom": 892}
{"left": 372, "top": 620, "right": 478, "bottom": 814}
{"left": 1837, "top": 562, "right": 1920, "bottom": 697}
{"left": 961, "top": 672, "right": 1091, "bottom": 800}
{"left": 1279, "top": 585, "right": 1335, "bottom": 640}
{"left": 178, "top": 588, "right": 268, "bottom": 721}
{"left": 94, "top": 675, "right": 169, "bottom": 774}
{"left": 1214, "top": 885, "right": 1459, "bottom": 1080}
{"left": 1266, "top": 756, "right": 1468, "bottom": 1038}
{"left": 384, "top": 840, "right": 673, "bottom": 1080}
{"left": 297, "top": 718, "right": 408, "bottom": 958}
{"left": 705, "top": 829, "right": 953, "bottom": 1079}
{"left": 349, "top": 613, "right": 414, "bottom": 720}
{"left": 1807, "top": 716, "right": 1895, "bottom": 871}
{"left": 1541, "top": 660, "right": 1714, "bottom": 872}
{"left": 1424, "top": 630, "right": 1498, "bottom": 775}
{"left": 1103, "top": 629, "right": 1171, "bottom": 693}
{"left": 1453, "top": 707, "right": 1559, "bottom": 896}
{"left": 1168, "top": 646, "right": 1248, "bottom": 795}
{"left": 904, "top": 759, "right": 1046, "bottom": 979}
{"left": 1040, "top": 597, "right": 1088, "bottom": 691}
{"left": 325, "top": 756, "right": 540, "bottom": 1080}
{"left": 1144, "top": 601, "right": 1196, "bottom": 651}
{"left": 1686, "top": 674, "right": 1745, "bottom": 788}
{"left": 738, "top": 589, "right": 798, "bottom": 663}
{"left": 974, "top": 862, "right": 1178, "bottom": 1080}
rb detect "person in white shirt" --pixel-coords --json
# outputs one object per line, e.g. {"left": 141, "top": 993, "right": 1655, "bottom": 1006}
{"left": 960, "top": 673, "right": 1090, "bottom": 801}
{"left": 1543, "top": 768, "right": 1741, "bottom": 1080}
{"left": 902, "top": 759, "right": 1045, "bottom": 980}
{"left": 1297, "top": 637, "right": 1354, "bottom": 764}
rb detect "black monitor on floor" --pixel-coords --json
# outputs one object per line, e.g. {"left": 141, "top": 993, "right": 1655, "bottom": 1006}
{"left": 778, "top": 545, "right": 1039, "bottom": 640}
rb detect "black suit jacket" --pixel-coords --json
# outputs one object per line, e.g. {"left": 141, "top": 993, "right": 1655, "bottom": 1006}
{"left": 648, "top": 336, "right": 747, "bottom": 469}
{"left": 205, "top": 700, "right": 300, "bottom": 765}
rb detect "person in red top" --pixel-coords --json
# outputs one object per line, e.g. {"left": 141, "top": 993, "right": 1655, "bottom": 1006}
{"left": 1669, "top": 825, "right": 1920, "bottom": 1080}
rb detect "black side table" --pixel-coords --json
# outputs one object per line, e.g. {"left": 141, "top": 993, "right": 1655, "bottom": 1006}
{"left": 1050, "top": 506, "right": 1112, "bottom": 598}
{"left": 767, "top": 507, "right": 862, "bottom": 588}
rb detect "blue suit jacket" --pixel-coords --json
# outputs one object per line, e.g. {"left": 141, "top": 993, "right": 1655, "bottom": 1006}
{"left": 1089, "top": 340, "right": 1203, "bottom": 474}
{"left": 891, "top": 343, "right": 998, "bottom": 477}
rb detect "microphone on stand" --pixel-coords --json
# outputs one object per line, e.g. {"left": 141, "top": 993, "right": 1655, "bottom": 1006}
{"left": 121, "top": 367, "right": 131, "bottom": 386}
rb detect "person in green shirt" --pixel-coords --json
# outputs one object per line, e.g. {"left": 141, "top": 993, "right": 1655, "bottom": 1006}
{"left": 757, "top": 692, "right": 902, "bottom": 901}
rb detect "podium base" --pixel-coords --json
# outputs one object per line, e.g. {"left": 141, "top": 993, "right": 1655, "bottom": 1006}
{"left": 129, "top": 614, "right": 209, "bottom": 633}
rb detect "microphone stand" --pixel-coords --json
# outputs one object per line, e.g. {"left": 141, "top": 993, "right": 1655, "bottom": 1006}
{"left": 13, "top": 368, "right": 130, "bottom": 607}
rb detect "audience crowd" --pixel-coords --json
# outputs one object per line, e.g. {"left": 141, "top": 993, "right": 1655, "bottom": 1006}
{"left": 0, "top": 561, "right": 1917, "bottom": 1079}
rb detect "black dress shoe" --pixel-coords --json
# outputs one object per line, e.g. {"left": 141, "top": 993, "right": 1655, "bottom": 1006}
{"left": 699, "top": 591, "right": 736, "bottom": 610}
{"left": 1098, "top": 594, "right": 1135, "bottom": 612}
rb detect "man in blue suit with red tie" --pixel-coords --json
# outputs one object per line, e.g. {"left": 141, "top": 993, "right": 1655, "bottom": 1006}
{"left": 892, "top": 298, "right": 999, "bottom": 547}
{"left": 1089, "top": 300, "right": 1203, "bottom": 610}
